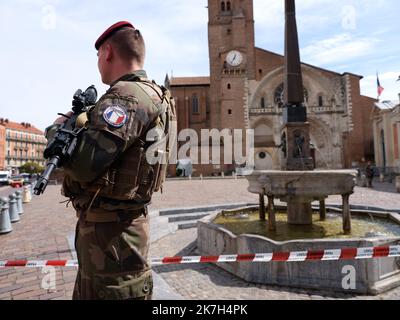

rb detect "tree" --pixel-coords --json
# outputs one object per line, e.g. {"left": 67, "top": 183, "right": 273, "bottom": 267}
{"left": 19, "top": 162, "right": 44, "bottom": 174}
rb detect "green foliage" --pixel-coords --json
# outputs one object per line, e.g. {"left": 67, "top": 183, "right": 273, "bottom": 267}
{"left": 19, "top": 162, "right": 44, "bottom": 174}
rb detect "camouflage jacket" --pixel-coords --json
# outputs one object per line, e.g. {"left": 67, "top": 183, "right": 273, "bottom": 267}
{"left": 61, "top": 70, "right": 169, "bottom": 211}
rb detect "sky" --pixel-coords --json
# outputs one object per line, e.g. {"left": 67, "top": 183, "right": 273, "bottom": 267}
{"left": 0, "top": 0, "right": 399, "bottom": 131}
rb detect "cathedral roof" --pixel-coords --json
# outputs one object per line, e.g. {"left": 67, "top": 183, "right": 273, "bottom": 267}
{"left": 255, "top": 47, "right": 363, "bottom": 79}
{"left": 170, "top": 77, "right": 210, "bottom": 87}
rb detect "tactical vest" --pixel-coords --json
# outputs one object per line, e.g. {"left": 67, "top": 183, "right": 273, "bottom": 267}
{"left": 83, "top": 77, "right": 176, "bottom": 204}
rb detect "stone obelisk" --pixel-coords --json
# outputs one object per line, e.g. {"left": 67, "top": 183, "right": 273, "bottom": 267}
{"left": 281, "top": 0, "right": 314, "bottom": 225}
{"left": 281, "top": 0, "right": 314, "bottom": 172}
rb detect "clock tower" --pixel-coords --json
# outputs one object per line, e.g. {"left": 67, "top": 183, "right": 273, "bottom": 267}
{"left": 208, "top": 0, "right": 256, "bottom": 131}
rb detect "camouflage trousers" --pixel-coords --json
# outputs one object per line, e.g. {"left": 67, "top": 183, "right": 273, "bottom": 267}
{"left": 72, "top": 208, "right": 153, "bottom": 300}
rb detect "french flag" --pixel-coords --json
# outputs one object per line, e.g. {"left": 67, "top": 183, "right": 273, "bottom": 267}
{"left": 377, "top": 73, "right": 384, "bottom": 98}
{"left": 107, "top": 109, "right": 125, "bottom": 126}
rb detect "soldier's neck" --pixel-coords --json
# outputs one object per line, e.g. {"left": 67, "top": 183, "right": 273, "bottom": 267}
{"left": 108, "top": 62, "right": 144, "bottom": 85}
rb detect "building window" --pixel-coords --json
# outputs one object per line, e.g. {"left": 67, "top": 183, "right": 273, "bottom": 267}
{"left": 192, "top": 94, "right": 199, "bottom": 114}
{"left": 227, "top": 83, "right": 231, "bottom": 90}
{"left": 226, "top": 1, "right": 231, "bottom": 11}
{"left": 228, "top": 109, "right": 232, "bottom": 115}
{"left": 261, "top": 97, "right": 266, "bottom": 109}
{"left": 227, "top": 28, "right": 231, "bottom": 35}
{"left": 259, "top": 69, "right": 263, "bottom": 75}
{"left": 221, "top": 1, "right": 225, "bottom": 12}
{"left": 318, "top": 95, "right": 324, "bottom": 107}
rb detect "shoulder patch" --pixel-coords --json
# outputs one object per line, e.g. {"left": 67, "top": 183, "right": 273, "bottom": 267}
{"left": 103, "top": 105, "right": 128, "bottom": 128}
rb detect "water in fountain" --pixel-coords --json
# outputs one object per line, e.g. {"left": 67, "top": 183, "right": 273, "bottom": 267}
{"left": 213, "top": 209, "right": 400, "bottom": 241}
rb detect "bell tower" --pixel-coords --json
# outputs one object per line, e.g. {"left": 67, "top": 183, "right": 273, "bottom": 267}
{"left": 208, "top": 0, "right": 256, "bottom": 130}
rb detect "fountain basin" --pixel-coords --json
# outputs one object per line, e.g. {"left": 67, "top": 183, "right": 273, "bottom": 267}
{"left": 247, "top": 170, "right": 357, "bottom": 230}
{"left": 197, "top": 207, "right": 400, "bottom": 295}
{"left": 247, "top": 170, "right": 357, "bottom": 198}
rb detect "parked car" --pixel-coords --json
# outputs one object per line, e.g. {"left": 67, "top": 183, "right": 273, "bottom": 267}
{"left": 8, "top": 175, "right": 25, "bottom": 188}
{"left": 0, "top": 171, "right": 11, "bottom": 186}
{"left": 20, "top": 173, "right": 31, "bottom": 183}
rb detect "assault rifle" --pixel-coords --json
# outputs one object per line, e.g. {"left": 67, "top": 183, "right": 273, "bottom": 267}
{"left": 34, "top": 86, "right": 97, "bottom": 195}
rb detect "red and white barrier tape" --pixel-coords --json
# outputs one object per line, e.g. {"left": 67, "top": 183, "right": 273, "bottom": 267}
{"left": 1, "top": 245, "right": 399, "bottom": 268}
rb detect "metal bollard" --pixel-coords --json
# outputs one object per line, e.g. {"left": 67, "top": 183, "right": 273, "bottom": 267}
{"left": 9, "top": 193, "right": 20, "bottom": 223}
{"left": 27, "top": 184, "right": 32, "bottom": 197}
{"left": 15, "top": 190, "right": 24, "bottom": 215}
{"left": 0, "top": 198, "right": 13, "bottom": 234}
{"left": 23, "top": 186, "right": 32, "bottom": 203}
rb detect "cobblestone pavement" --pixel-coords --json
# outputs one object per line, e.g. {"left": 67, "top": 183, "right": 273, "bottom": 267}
{"left": 0, "top": 179, "right": 399, "bottom": 300}
{"left": 150, "top": 229, "right": 400, "bottom": 300}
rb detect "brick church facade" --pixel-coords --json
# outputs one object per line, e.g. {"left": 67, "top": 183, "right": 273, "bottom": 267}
{"left": 167, "top": 0, "right": 376, "bottom": 177}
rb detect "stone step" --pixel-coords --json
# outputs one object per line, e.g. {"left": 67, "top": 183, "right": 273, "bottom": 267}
{"left": 168, "top": 212, "right": 211, "bottom": 223}
{"left": 150, "top": 214, "right": 178, "bottom": 243}
{"left": 177, "top": 220, "right": 199, "bottom": 230}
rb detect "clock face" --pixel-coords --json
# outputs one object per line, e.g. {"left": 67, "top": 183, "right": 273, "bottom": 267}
{"left": 226, "top": 50, "right": 243, "bottom": 67}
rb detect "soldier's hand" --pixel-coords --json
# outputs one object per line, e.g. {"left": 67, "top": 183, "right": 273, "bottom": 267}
{"left": 54, "top": 111, "right": 73, "bottom": 125}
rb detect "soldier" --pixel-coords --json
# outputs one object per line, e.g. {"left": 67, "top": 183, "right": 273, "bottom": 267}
{"left": 51, "top": 21, "right": 176, "bottom": 300}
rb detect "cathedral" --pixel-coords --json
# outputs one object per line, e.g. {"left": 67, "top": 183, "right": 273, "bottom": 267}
{"left": 166, "top": 0, "right": 376, "bottom": 176}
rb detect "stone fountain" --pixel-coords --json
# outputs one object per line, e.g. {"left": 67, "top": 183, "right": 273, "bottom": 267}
{"left": 249, "top": 0, "right": 356, "bottom": 234}
{"left": 198, "top": 0, "right": 400, "bottom": 294}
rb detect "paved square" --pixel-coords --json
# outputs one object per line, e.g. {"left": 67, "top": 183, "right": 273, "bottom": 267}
{"left": 0, "top": 179, "right": 399, "bottom": 300}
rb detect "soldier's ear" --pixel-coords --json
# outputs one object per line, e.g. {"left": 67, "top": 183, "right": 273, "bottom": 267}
{"left": 105, "top": 43, "right": 113, "bottom": 62}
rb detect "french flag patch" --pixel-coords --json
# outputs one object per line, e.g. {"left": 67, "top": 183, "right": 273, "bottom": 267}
{"left": 103, "top": 105, "right": 128, "bottom": 128}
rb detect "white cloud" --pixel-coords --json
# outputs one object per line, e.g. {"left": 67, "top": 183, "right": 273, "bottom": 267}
{"left": 301, "top": 33, "right": 379, "bottom": 66}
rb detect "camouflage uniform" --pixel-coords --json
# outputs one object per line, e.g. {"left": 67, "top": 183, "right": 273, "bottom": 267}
{"left": 59, "top": 70, "right": 175, "bottom": 300}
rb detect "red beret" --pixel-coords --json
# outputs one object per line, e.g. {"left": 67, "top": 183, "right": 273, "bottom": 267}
{"left": 95, "top": 21, "right": 135, "bottom": 50}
